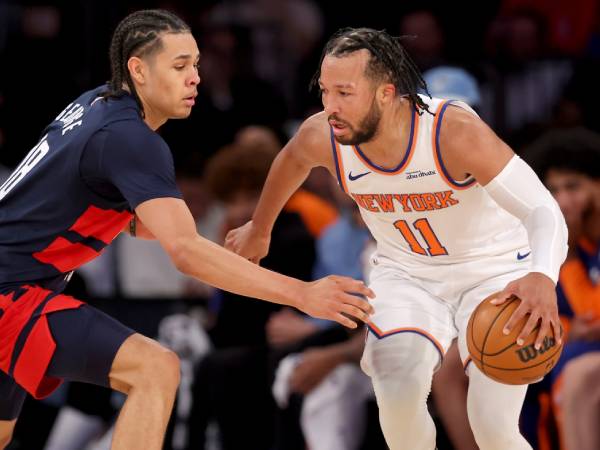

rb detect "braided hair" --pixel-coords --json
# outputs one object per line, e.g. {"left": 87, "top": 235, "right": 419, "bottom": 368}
{"left": 311, "top": 27, "right": 431, "bottom": 114}
{"left": 104, "top": 9, "right": 190, "bottom": 116}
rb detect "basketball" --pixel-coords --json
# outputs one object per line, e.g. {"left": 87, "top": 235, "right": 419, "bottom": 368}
{"left": 466, "top": 293, "right": 563, "bottom": 385}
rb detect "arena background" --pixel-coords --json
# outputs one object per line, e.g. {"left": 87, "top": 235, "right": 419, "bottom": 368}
{"left": 0, "top": 1, "right": 599, "bottom": 449}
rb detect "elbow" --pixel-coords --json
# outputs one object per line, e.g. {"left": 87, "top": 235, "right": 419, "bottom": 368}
{"left": 165, "top": 237, "right": 196, "bottom": 276}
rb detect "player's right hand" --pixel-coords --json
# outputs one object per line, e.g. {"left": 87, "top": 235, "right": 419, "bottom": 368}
{"left": 492, "top": 272, "right": 561, "bottom": 350}
{"left": 225, "top": 220, "right": 270, "bottom": 264}
{"left": 298, "top": 275, "right": 375, "bottom": 328}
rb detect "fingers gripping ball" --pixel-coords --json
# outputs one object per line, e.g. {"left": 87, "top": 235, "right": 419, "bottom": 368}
{"left": 466, "top": 293, "right": 563, "bottom": 385}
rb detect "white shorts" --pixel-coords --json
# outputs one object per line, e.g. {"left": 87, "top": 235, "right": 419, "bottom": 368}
{"left": 365, "top": 248, "right": 531, "bottom": 368}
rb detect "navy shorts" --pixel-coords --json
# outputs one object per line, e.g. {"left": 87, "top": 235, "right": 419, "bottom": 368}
{"left": 0, "top": 304, "right": 135, "bottom": 420}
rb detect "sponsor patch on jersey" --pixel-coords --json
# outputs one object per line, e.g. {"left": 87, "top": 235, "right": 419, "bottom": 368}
{"left": 406, "top": 169, "right": 436, "bottom": 180}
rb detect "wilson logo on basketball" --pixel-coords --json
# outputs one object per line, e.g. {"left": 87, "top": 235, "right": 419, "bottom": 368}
{"left": 515, "top": 336, "right": 557, "bottom": 363}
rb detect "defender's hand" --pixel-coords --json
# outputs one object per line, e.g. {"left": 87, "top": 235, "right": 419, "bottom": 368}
{"left": 298, "top": 275, "right": 375, "bottom": 329}
{"left": 225, "top": 220, "right": 270, "bottom": 264}
{"left": 491, "top": 272, "right": 562, "bottom": 349}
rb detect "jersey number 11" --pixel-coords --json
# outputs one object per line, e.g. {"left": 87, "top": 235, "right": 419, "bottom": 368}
{"left": 394, "top": 218, "right": 448, "bottom": 256}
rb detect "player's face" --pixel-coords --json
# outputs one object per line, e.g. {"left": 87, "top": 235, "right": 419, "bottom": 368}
{"left": 142, "top": 32, "right": 201, "bottom": 121}
{"left": 320, "top": 51, "right": 383, "bottom": 145}
{"left": 546, "top": 169, "right": 595, "bottom": 231}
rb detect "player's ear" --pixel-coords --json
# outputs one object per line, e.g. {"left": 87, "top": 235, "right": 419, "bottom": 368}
{"left": 379, "top": 83, "right": 396, "bottom": 104}
{"left": 127, "top": 56, "right": 146, "bottom": 85}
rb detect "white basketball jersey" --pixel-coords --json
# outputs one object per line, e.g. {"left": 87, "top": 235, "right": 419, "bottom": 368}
{"left": 331, "top": 96, "right": 528, "bottom": 267}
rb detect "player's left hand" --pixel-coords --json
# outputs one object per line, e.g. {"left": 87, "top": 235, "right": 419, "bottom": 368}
{"left": 491, "top": 272, "right": 562, "bottom": 350}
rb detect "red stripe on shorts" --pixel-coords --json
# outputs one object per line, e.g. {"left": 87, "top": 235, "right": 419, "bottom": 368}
{"left": 0, "top": 286, "right": 82, "bottom": 398}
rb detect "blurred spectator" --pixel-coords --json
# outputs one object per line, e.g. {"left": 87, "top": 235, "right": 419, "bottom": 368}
{"left": 480, "top": 8, "right": 573, "bottom": 145}
{"left": 423, "top": 66, "right": 482, "bottom": 110}
{"left": 269, "top": 177, "right": 381, "bottom": 450}
{"left": 312, "top": 181, "right": 373, "bottom": 281}
{"left": 184, "top": 136, "right": 319, "bottom": 450}
{"left": 398, "top": 9, "right": 447, "bottom": 71}
{"left": 522, "top": 127, "right": 600, "bottom": 450}
{"left": 499, "top": 0, "right": 599, "bottom": 56}
{"left": 160, "top": 23, "right": 288, "bottom": 167}
{"left": 273, "top": 330, "right": 374, "bottom": 450}
{"left": 205, "top": 0, "right": 325, "bottom": 115}
{"left": 234, "top": 125, "right": 338, "bottom": 238}
{"left": 234, "top": 124, "right": 282, "bottom": 151}
{"left": 284, "top": 188, "right": 338, "bottom": 239}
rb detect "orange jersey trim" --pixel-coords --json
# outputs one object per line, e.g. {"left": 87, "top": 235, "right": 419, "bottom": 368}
{"left": 367, "top": 322, "right": 445, "bottom": 358}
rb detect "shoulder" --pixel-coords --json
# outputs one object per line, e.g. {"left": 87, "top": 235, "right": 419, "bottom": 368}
{"left": 439, "top": 104, "right": 502, "bottom": 156}
{"left": 287, "top": 112, "right": 333, "bottom": 168}
{"left": 296, "top": 112, "right": 330, "bottom": 148}
{"left": 440, "top": 103, "right": 481, "bottom": 133}
{"left": 103, "top": 118, "right": 169, "bottom": 153}
{"left": 94, "top": 119, "right": 174, "bottom": 174}
{"left": 439, "top": 103, "right": 514, "bottom": 184}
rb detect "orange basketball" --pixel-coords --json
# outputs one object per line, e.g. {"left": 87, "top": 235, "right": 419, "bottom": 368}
{"left": 466, "top": 293, "right": 563, "bottom": 385}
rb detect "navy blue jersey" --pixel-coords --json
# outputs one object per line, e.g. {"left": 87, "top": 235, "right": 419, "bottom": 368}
{"left": 0, "top": 86, "right": 182, "bottom": 287}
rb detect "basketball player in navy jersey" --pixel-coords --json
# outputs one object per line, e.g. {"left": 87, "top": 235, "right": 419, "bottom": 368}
{"left": 227, "top": 28, "right": 568, "bottom": 449}
{"left": 0, "top": 11, "right": 374, "bottom": 450}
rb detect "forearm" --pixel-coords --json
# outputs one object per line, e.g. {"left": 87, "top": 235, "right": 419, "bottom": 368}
{"left": 252, "top": 148, "right": 312, "bottom": 233}
{"left": 174, "top": 234, "right": 304, "bottom": 306}
{"left": 484, "top": 156, "right": 568, "bottom": 283}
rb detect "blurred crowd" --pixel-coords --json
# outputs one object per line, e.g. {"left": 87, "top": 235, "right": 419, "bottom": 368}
{"left": 1, "top": 1, "right": 599, "bottom": 449}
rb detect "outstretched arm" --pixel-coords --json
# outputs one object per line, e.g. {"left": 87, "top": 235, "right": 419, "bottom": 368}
{"left": 135, "top": 197, "right": 373, "bottom": 328}
{"left": 225, "top": 113, "right": 335, "bottom": 262}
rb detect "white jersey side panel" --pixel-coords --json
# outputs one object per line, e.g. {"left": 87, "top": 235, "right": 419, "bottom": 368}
{"left": 331, "top": 96, "right": 528, "bottom": 267}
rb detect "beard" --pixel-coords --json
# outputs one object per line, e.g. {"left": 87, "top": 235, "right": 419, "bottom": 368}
{"left": 331, "top": 97, "right": 382, "bottom": 146}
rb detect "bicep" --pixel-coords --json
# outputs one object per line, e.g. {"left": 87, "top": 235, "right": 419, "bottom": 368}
{"left": 440, "top": 107, "right": 514, "bottom": 186}
{"left": 134, "top": 197, "right": 197, "bottom": 256}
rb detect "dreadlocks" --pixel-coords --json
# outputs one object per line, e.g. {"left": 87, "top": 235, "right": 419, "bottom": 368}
{"left": 311, "top": 27, "right": 431, "bottom": 114}
{"left": 104, "top": 9, "right": 190, "bottom": 116}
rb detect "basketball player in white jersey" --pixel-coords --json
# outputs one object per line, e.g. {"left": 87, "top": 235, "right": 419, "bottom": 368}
{"left": 226, "top": 28, "right": 568, "bottom": 450}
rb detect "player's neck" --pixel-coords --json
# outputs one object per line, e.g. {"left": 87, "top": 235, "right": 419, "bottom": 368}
{"left": 357, "top": 99, "right": 413, "bottom": 167}
{"left": 142, "top": 108, "right": 167, "bottom": 131}
{"left": 134, "top": 88, "right": 168, "bottom": 130}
